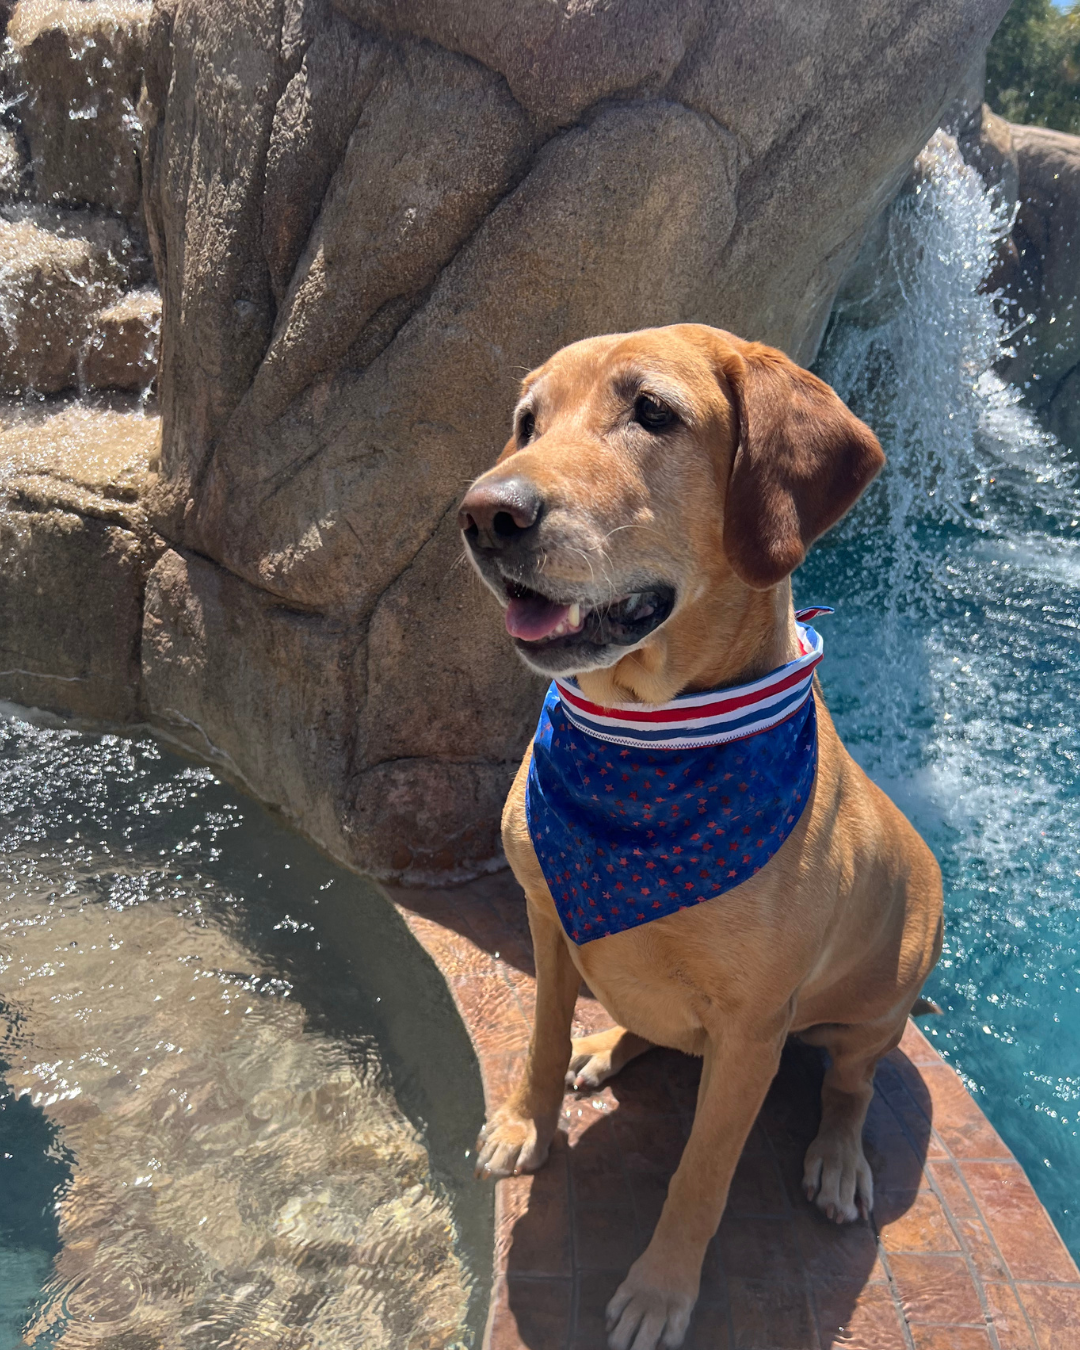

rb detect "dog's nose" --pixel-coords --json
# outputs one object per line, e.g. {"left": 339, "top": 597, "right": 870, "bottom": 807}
{"left": 459, "top": 477, "right": 543, "bottom": 551}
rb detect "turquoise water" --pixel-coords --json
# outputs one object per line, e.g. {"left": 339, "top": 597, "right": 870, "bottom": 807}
{"left": 806, "top": 135, "right": 1080, "bottom": 1257}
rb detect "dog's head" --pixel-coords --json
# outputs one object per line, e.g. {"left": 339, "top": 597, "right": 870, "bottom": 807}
{"left": 459, "top": 325, "right": 883, "bottom": 687}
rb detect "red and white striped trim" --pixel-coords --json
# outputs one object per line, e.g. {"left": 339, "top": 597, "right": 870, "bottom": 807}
{"left": 553, "top": 621, "right": 825, "bottom": 751}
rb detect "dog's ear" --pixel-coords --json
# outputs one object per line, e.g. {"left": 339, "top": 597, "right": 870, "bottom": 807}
{"left": 714, "top": 338, "right": 885, "bottom": 589}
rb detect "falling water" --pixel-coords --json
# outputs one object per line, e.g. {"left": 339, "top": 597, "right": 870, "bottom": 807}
{"left": 804, "top": 131, "right": 1080, "bottom": 1253}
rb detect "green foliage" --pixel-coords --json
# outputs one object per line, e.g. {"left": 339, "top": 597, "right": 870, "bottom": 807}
{"left": 985, "top": 0, "right": 1080, "bottom": 133}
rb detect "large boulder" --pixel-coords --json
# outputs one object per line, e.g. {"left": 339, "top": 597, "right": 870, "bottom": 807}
{"left": 127, "top": 0, "right": 1009, "bottom": 879}
{"left": 995, "top": 124, "right": 1080, "bottom": 451}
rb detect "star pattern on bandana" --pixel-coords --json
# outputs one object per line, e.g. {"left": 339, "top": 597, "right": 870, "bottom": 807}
{"left": 527, "top": 689, "right": 817, "bottom": 944}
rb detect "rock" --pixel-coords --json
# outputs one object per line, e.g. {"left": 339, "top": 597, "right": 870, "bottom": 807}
{"left": 140, "top": 542, "right": 518, "bottom": 879}
{"left": 334, "top": 0, "right": 690, "bottom": 132}
{"left": 250, "top": 37, "right": 531, "bottom": 425}
{"left": 996, "top": 124, "right": 1080, "bottom": 449}
{"left": 0, "top": 205, "right": 142, "bottom": 394}
{"left": 0, "top": 398, "right": 161, "bottom": 719}
{"left": 262, "top": 11, "right": 386, "bottom": 306}
{"left": 7, "top": 0, "right": 150, "bottom": 219}
{"left": 141, "top": 546, "right": 361, "bottom": 861}
{"left": 137, "top": 0, "right": 1014, "bottom": 874}
{"left": 958, "top": 103, "right": 1020, "bottom": 210}
{"left": 82, "top": 286, "right": 161, "bottom": 391}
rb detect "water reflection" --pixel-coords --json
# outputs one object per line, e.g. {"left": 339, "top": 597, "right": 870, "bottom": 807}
{"left": 0, "top": 711, "right": 486, "bottom": 1348}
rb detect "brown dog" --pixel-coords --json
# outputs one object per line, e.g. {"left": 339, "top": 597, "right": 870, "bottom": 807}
{"left": 458, "top": 325, "right": 943, "bottom": 1350}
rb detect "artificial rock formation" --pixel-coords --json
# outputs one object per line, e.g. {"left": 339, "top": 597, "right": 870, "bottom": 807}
{"left": 130, "top": 0, "right": 1010, "bottom": 880}
{"left": 996, "top": 124, "right": 1080, "bottom": 451}
{"left": 0, "top": 0, "right": 160, "bottom": 396}
{"left": 8, "top": 0, "right": 150, "bottom": 219}
{"left": 0, "top": 206, "right": 146, "bottom": 393}
{"left": 0, "top": 0, "right": 162, "bottom": 731}
{"left": 0, "top": 399, "right": 161, "bottom": 720}
{"left": 0, "top": 0, "right": 1012, "bottom": 878}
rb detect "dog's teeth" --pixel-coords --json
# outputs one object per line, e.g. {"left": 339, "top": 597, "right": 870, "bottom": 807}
{"left": 568, "top": 603, "right": 581, "bottom": 627}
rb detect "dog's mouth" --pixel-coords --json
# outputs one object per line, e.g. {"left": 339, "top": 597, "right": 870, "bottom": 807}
{"left": 503, "top": 581, "right": 676, "bottom": 652}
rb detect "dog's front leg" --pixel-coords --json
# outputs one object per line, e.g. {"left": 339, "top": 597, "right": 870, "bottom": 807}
{"left": 474, "top": 896, "right": 580, "bottom": 1178}
{"left": 606, "top": 1010, "right": 791, "bottom": 1350}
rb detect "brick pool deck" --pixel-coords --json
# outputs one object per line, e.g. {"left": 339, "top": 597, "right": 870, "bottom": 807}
{"left": 388, "top": 873, "right": 1080, "bottom": 1350}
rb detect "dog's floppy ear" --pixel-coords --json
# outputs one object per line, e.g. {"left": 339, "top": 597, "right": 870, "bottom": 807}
{"left": 715, "top": 338, "right": 885, "bottom": 589}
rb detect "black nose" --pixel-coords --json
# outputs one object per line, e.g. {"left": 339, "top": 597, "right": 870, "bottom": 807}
{"left": 459, "top": 477, "right": 543, "bottom": 551}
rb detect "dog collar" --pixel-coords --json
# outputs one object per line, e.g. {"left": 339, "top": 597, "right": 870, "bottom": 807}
{"left": 552, "top": 608, "right": 830, "bottom": 752}
{"left": 525, "top": 608, "right": 830, "bottom": 945}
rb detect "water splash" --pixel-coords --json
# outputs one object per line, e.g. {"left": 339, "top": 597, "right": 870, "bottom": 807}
{"left": 805, "top": 132, "right": 1080, "bottom": 1253}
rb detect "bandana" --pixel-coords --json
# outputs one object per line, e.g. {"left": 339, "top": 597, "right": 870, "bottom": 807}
{"left": 525, "top": 609, "right": 831, "bottom": 944}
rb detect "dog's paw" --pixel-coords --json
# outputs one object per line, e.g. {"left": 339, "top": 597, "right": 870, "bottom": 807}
{"left": 474, "top": 1109, "right": 553, "bottom": 1179}
{"left": 566, "top": 1040, "right": 619, "bottom": 1091}
{"left": 566, "top": 1028, "right": 650, "bottom": 1091}
{"left": 605, "top": 1260, "right": 696, "bottom": 1350}
{"left": 803, "top": 1129, "right": 874, "bottom": 1224}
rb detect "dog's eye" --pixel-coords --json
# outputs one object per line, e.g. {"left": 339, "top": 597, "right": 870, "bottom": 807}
{"left": 517, "top": 410, "right": 536, "bottom": 443}
{"left": 634, "top": 394, "right": 677, "bottom": 432}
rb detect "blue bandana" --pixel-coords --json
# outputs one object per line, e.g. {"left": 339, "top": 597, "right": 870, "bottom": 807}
{"left": 525, "top": 612, "right": 829, "bottom": 945}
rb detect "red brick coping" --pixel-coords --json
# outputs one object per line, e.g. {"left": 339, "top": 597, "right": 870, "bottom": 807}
{"left": 387, "top": 875, "right": 1079, "bottom": 1350}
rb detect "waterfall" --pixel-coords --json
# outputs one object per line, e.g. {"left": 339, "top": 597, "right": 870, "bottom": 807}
{"left": 804, "top": 131, "right": 1080, "bottom": 1252}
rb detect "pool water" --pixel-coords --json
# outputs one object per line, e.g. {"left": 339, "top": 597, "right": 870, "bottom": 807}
{"left": 804, "top": 134, "right": 1080, "bottom": 1256}
{"left": 0, "top": 714, "right": 489, "bottom": 1349}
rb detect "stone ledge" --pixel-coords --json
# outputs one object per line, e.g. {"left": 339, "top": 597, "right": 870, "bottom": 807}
{"left": 386, "top": 873, "right": 1080, "bottom": 1350}
{"left": 0, "top": 400, "right": 161, "bottom": 720}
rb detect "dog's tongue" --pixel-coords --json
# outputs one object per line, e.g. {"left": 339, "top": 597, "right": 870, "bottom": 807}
{"left": 506, "top": 595, "right": 571, "bottom": 642}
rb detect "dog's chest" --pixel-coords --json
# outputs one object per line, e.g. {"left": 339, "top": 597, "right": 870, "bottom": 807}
{"left": 526, "top": 688, "right": 818, "bottom": 948}
{"left": 566, "top": 933, "right": 716, "bottom": 1055}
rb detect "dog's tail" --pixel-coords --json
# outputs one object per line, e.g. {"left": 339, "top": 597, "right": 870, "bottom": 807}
{"left": 911, "top": 996, "right": 943, "bottom": 1017}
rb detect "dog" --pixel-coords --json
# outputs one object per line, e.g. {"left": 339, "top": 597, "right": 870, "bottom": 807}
{"left": 458, "top": 324, "right": 943, "bottom": 1350}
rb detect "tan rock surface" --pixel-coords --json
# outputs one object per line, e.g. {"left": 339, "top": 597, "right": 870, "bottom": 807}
{"left": 141, "top": 547, "right": 361, "bottom": 859}
{"left": 130, "top": 0, "right": 1010, "bottom": 878}
{"left": 0, "top": 205, "right": 140, "bottom": 393}
{"left": 997, "top": 124, "right": 1080, "bottom": 450}
{"left": 8, "top": 0, "right": 150, "bottom": 218}
{"left": 958, "top": 103, "right": 1020, "bottom": 209}
{"left": 0, "top": 398, "right": 160, "bottom": 719}
{"left": 82, "top": 285, "right": 161, "bottom": 391}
